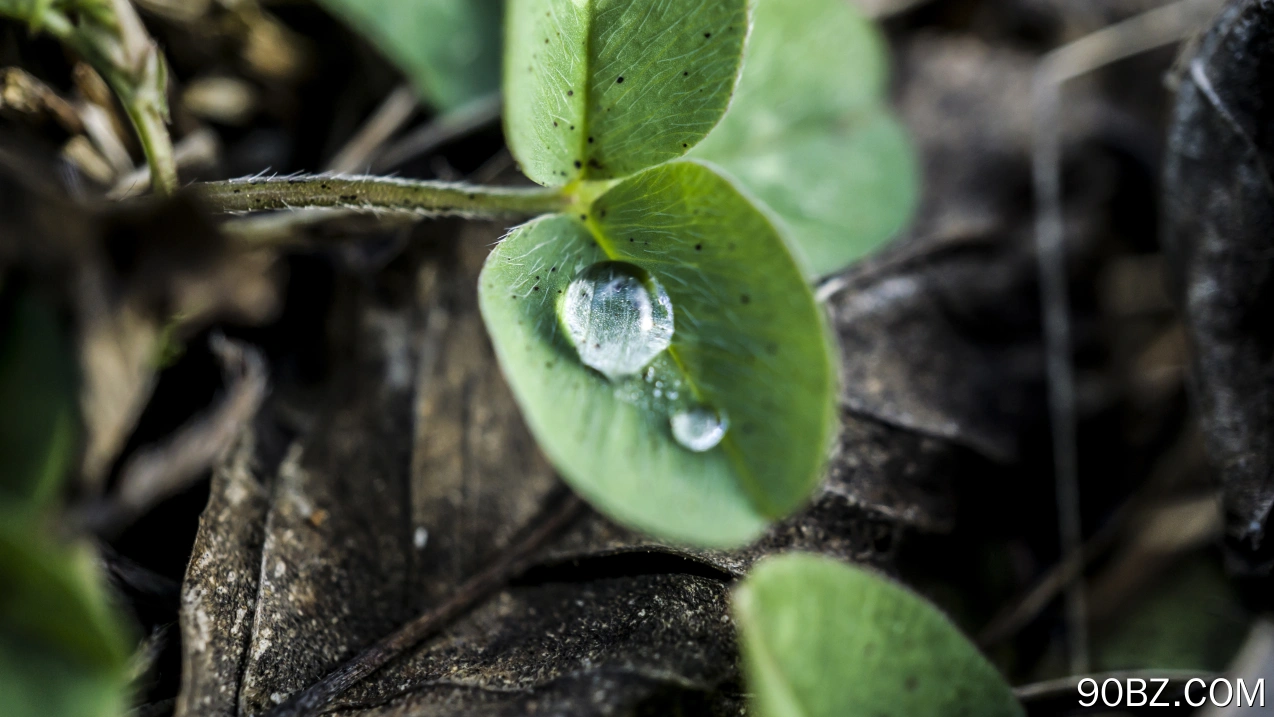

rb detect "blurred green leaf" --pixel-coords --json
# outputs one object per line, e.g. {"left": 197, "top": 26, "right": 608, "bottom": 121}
{"left": 735, "top": 554, "right": 1025, "bottom": 717}
{"left": 504, "top": 0, "right": 750, "bottom": 186}
{"left": 1095, "top": 555, "right": 1250, "bottom": 673}
{"left": 0, "top": 515, "right": 131, "bottom": 717}
{"left": 0, "top": 291, "right": 78, "bottom": 507}
{"left": 479, "top": 161, "right": 837, "bottom": 547}
{"left": 691, "top": 0, "right": 918, "bottom": 278}
{"left": 315, "top": 0, "right": 503, "bottom": 111}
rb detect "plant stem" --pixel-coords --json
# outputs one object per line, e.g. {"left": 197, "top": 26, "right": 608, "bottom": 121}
{"left": 198, "top": 175, "right": 570, "bottom": 218}
{"left": 2, "top": 0, "right": 179, "bottom": 195}
{"left": 117, "top": 83, "right": 178, "bottom": 195}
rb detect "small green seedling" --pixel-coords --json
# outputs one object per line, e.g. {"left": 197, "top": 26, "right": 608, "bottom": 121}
{"left": 0, "top": 1, "right": 935, "bottom": 715}
{"left": 199, "top": 0, "right": 916, "bottom": 548}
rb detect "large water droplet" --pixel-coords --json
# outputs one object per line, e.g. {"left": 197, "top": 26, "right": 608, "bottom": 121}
{"left": 671, "top": 406, "right": 728, "bottom": 452}
{"left": 561, "top": 262, "right": 674, "bottom": 380}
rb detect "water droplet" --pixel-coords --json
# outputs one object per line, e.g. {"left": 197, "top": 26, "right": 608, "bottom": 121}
{"left": 671, "top": 406, "right": 728, "bottom": 452}
{"left": 561, "top": 262, "right": 674, "bottom": 380}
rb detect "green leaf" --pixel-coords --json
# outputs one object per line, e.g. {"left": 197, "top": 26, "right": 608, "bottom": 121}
{"left": 504, "top": 0, "right": 751, "bottom": 187}
{"left": 735, "top": 554, "right": 1026, "bottom": 717}
{"left": 479, "top": 161, "right": 836, "bottom": 547}
{"left": 315, "top": 0, "right": 502, "bottom": 110}
{"left": 1095, "top": 554, "right": 1250, "bottom": 673}
{"left": 0, "top": 291, "right": 79, "bottom": 508}
{"left": 0, "top": 515, "right": 131, "bottom": 717}
{"left": 691, "top": 0, "right": 918, "bottom": 278}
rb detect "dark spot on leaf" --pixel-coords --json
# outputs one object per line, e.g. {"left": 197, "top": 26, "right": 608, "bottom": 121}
{"left": 683, "top": 71, "right": 689, "bottom": 76}
{"left": 704, "top": 32, "right": 711, "bottom": 38}
{"left": 740, "top": 294, "right": 751, "bottom": 305}
{"left": 682, "top": 143, "right": 689, "bottom": 148}
{"left": 588, "top": 159, "right": 602, "bottom": 169}
{"left": 550, "top": 266, "right": 557, "bottom": 272}
{"left": 570, "top": 125, "right": 575, "bottom": 130}
{"left": 574, "top": 160, "right": 582, "bottom": 169}
{"left": 579, "top": 215, "right": 587, "bottom": 221}
{"left": 568, "top": 90, "right": 574, "bottom": 96}
{"left": 554, "top": 121, "right": 559, "bottom": 127}
{"left": 616, "top": 76, "right": 624, "bottom": 83}
{"left": 233, "top": 189, "right": 240, "bottom": 194}
{"left": 588, "top": 136, "right": 595, "bottom": 143}
{"left": 533, "top": 286, "right": 540, "bottom": 291}
{"left": 694, "top": 244, "right": 702, "bottom": 251}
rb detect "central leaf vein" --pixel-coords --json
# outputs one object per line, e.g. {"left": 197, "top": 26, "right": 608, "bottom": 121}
{"left": 581, "top": 213, "right": 771, "bottom": 516}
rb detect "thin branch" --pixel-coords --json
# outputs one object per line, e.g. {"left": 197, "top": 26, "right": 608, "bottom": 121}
{"left": 78, "top": 335, "right": 268, "bottom": 536}
{"left": 374, "top": 93, "right": 503, "bottom": 171}
{"left": 1033, "top": 71, "right": 1088, "bottom": 674}
{"left": 978, "top": 505, "right": 1126, "bottom": 648}
{"left": 326, "top": 84, "right": 419, "bottom": 174}
{"left": 197, "top": 175, "right": 568, "bottom": 218}
{"left": 1030, "top": 0, "right": 1224, "bottom": 675}
{"left": 265, "top": 492, "right": 586, "bottom": 717}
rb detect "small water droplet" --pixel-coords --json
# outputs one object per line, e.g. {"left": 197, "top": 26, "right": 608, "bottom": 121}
{"left": 671, "top": 406, "right": 728, "bottom": 452}
{"left": 561, "top": 262, "right": 674, "bottom": 380}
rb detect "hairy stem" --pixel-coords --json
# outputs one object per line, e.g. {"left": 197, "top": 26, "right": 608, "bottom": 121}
{"left": 198, "top": 175, "right": 570, "bottom": 218}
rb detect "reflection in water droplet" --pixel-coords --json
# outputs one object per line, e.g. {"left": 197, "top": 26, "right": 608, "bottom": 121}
{"left": 671, "top": 406, "right": 728, "bottom": 452}
{"left": 561, "top": 262, "right": 674, "bottom": 380}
